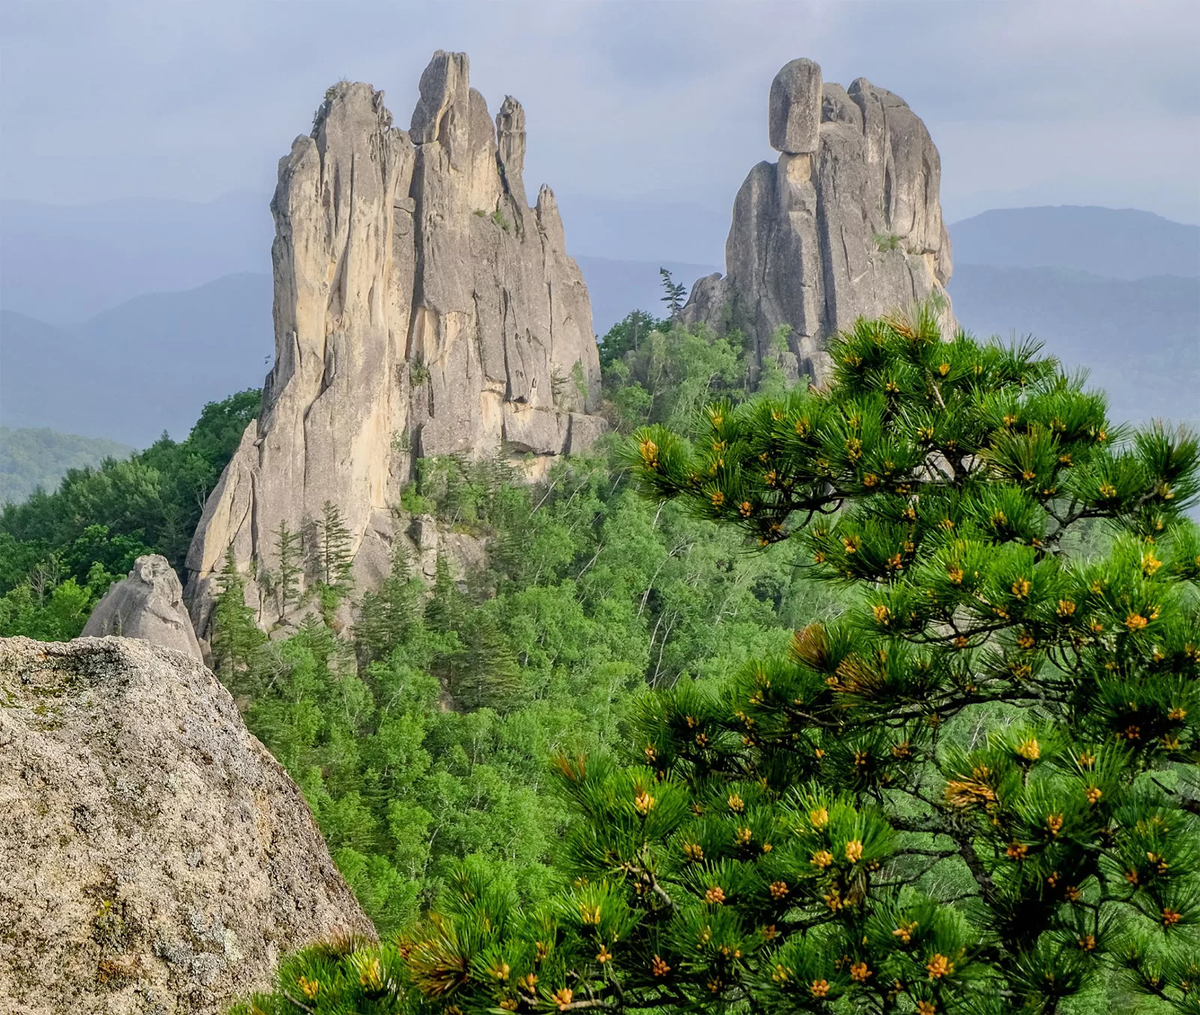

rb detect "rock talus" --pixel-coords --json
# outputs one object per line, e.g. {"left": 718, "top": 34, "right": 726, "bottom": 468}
{"left": 0, "top": 636, "right": 373, "bottom": 1014}
{"left": 185, "top": 51, "right": 604, "bottom": 634}
{"left": 683, "top": 58, "right": 955, "bottom": 383}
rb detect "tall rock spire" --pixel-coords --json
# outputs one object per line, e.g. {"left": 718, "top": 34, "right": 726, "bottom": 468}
{"left": 683, "top": 58, "right": 954, "bottom": 383}
{"left": 185, "top": 51, "right": 603, "bottom": 637}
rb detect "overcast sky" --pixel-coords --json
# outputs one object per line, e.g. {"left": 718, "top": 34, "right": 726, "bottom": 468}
{"left": 2, "top": 0, "right": 1198, "bottom": 224}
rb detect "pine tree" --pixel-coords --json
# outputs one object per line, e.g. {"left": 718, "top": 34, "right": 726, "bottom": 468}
{"left": 660, "top": 267, "right": 687, "bottom": 315}
{"left": 401, "top": 310, "right": 1200, "bottom": 1014}
{"left": 210, "top": 545, "right": 265, "bottom": 690}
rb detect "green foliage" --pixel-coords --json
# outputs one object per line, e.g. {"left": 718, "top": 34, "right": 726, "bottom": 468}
{"left": 271, "top": 519, "right": 305, "bottom": 622}
{"left": 0, "top": 389, "right": 259, "bottom": 605}
{"left": 874, "top": 231, "right": 902, "bottom": 251}
{"left": 492, "top": 208, "right": 511, "bottom": 232}
{"left": 389, "top": 310, "right": 1200, "bottom": 1015}
{"left": 0, "top": 567, "right": 109, "bottom": 641}
{"left": 597, "top": 309, "right": 664, "bottom": 370}
{"left": 0, "top": 426, "right": 133, "bottom": 506}
{"left": 211, "top": 546, "right": 266, "bottom": 690}
{"left": 314, "top": 501, "right": 355, "bottom": 605}
{"left": 598, "top": 316, "right": 757, "bottom": 432}
{"left": 209, "top": 440, "right": 835, "bottom": 943}
{"left": 660, "top": 267, "right": 687, "bottom": 314}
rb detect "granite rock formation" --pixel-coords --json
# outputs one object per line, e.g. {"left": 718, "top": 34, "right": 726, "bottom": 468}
{"left": 0, "top": 636, "right": 373, "bottom": 1014}
{"left": 82, "top": 554, "right": 203, "bottom": 661}
{"left": 683, "top": 57, "right": 955, "bottom": 383}
{"left": 185, "top": 51, "right": 604, "bottom": 634}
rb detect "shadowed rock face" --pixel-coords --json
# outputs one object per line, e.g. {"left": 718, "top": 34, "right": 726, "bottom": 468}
{"left": 683, "top": 58, "right": 955, "bottom": 384}
{"left": 82, "top": 554, "right": 202, "bottom": 661}
{"left": 185, "top": 51, "right": 604, "bottom": 635}
{"left": 0, "top": 636, "right": 373, "bottom": 1014}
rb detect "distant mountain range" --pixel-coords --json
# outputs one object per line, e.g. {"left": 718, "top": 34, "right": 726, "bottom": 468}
{"left": 1, "top": 199, "right": 1196, "bottom": 484}
{"left": 1, "top": 273, "right": 272, "bottom": 446}
{"left": 950, "top": 206, "right": 1199, "bottom": 280}
{"left": 949, "top": 267, "right": 1198, "bottom": 428}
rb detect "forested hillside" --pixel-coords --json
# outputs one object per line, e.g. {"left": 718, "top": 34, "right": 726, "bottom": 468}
{"left": 0, "top": 427, "right": 133, "bottom": 505}
{"left": 0, "top": 312, "right": 840, "bottom": 931}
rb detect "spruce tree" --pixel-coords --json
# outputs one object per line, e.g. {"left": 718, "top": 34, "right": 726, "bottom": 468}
{"left": 454, "top": 610, "right": 523, "bottom": 712}
{"left": 210, "top": 545, "right": 265, "bottom": 690}
{"left": 401, "top": 311, "right": 1200, "bottom": 1014}
{"left": 357, "top": 540, "right": 423, "bottom": 661}
{"left": 317, "top": 500, "right": 355, "bottom": 599}
{"left": 274, "top": 518, "right": 304, "bottom": 620}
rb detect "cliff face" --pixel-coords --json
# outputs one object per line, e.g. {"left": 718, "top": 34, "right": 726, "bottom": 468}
{"left": 186, "top": 51, "right": 604, "bottom": 634}
{"left": 683, "top": 58, "right": 955, "bottom": 384}
{"left": 0, "top": 636, "right": 373, "bottom": 1014}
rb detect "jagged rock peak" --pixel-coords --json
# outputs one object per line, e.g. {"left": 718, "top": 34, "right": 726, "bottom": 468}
{"left": 683, "top": 56, "right": 954, "bottom": 384}
{"left": 0, "top": 636, "right": 372, "bottom": 1013}
{"left": 185, "top": 51, "right": 604, "bottom": 638}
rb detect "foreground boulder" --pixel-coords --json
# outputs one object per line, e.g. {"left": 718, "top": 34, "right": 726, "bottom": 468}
{"left": 0, "top": 636, "right": 373, "bottom": 1013}
{"left": 683, "top": 57, "right": 955, "bottom": 384}
{"left": 82, "top": 554, "right": 202, "bottom": 661}
{"left": 185, "top": 50, "right": 606, "bottom": 636}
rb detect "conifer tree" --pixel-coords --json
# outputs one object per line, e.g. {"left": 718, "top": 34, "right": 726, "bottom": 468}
{"left": 425, "top": 553, "right": 466, "bottom": 635}
{"left": 454, "top": 610, "right": 523, "bottom": 712}
{"left": 317, "top": 500, "right": 355, "bottom": 599}
{"left": 660, "top": 267, "right": 687, "bottom": 316}
{"left": 274, "top": 518, "right": 304, "bottom": 620}
{"left": 357, "top": 540, "right": 423, "bottom": 661}
{"left": 210, "top": 545, "right": 265, "bottom": 688}
{"left": 399, "top": 310, "right": 1200, "bottom": 1014}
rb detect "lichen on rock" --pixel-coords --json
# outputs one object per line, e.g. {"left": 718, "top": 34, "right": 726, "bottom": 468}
{"left": 0, "top": 636, "right": 373, "bottom": 1013}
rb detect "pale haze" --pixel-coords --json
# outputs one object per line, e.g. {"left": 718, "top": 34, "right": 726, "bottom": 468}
{"left": 2, "top": 0, "right": 1198, "bottom": 225}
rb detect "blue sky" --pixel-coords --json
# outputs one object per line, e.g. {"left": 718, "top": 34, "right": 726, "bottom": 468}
{"left": 2, "top": 0, "right": 1198, "bottom": 223}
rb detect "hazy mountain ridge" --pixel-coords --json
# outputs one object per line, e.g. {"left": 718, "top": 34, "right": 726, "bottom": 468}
{"left": 948, "top": 265, "right": 1199, "bottom": 428}
{"left": 0, "top": 273, "right": 273, "bottom": 446}
{"left": 951, "top": 206, "right": 1200, "bottom": 280}
{"left": 0, "top": 427, "right": 134, "bottom": 505}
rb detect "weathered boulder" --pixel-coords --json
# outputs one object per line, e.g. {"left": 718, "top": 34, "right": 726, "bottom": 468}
{"left": 0, "top": 636, "right": 373, "bottom": 1014}
{"left": 683, "top": 58, "right": 954, "bottom": 384}
{"left": 769, "top": 58, "right": 822, "bottom": 154}
{"left": 185, "top": 51, "right": 605, "bottom": 634}
{"left": 82, "top": 554, "right": 202, "bottom": 661}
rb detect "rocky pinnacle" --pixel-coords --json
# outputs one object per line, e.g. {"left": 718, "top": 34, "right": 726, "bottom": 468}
{"left": 184, "top": 51, "right": 605, "bottom": 637}
{"left": 683, "top": 57, "right": 955, "bottom": 384}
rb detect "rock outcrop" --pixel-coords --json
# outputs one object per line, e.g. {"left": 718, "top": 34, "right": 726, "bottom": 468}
{"left": 683, "top": 57, "right": 955, "bottom": 383}
{"left": 0, "top": 636, "right": 373, "bottom": 1013}
{"left": 185, "top": 51, "right": 605, "bottom": 635}
{"left": 82, "top": 554, "right": 203, "bottom": 661}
